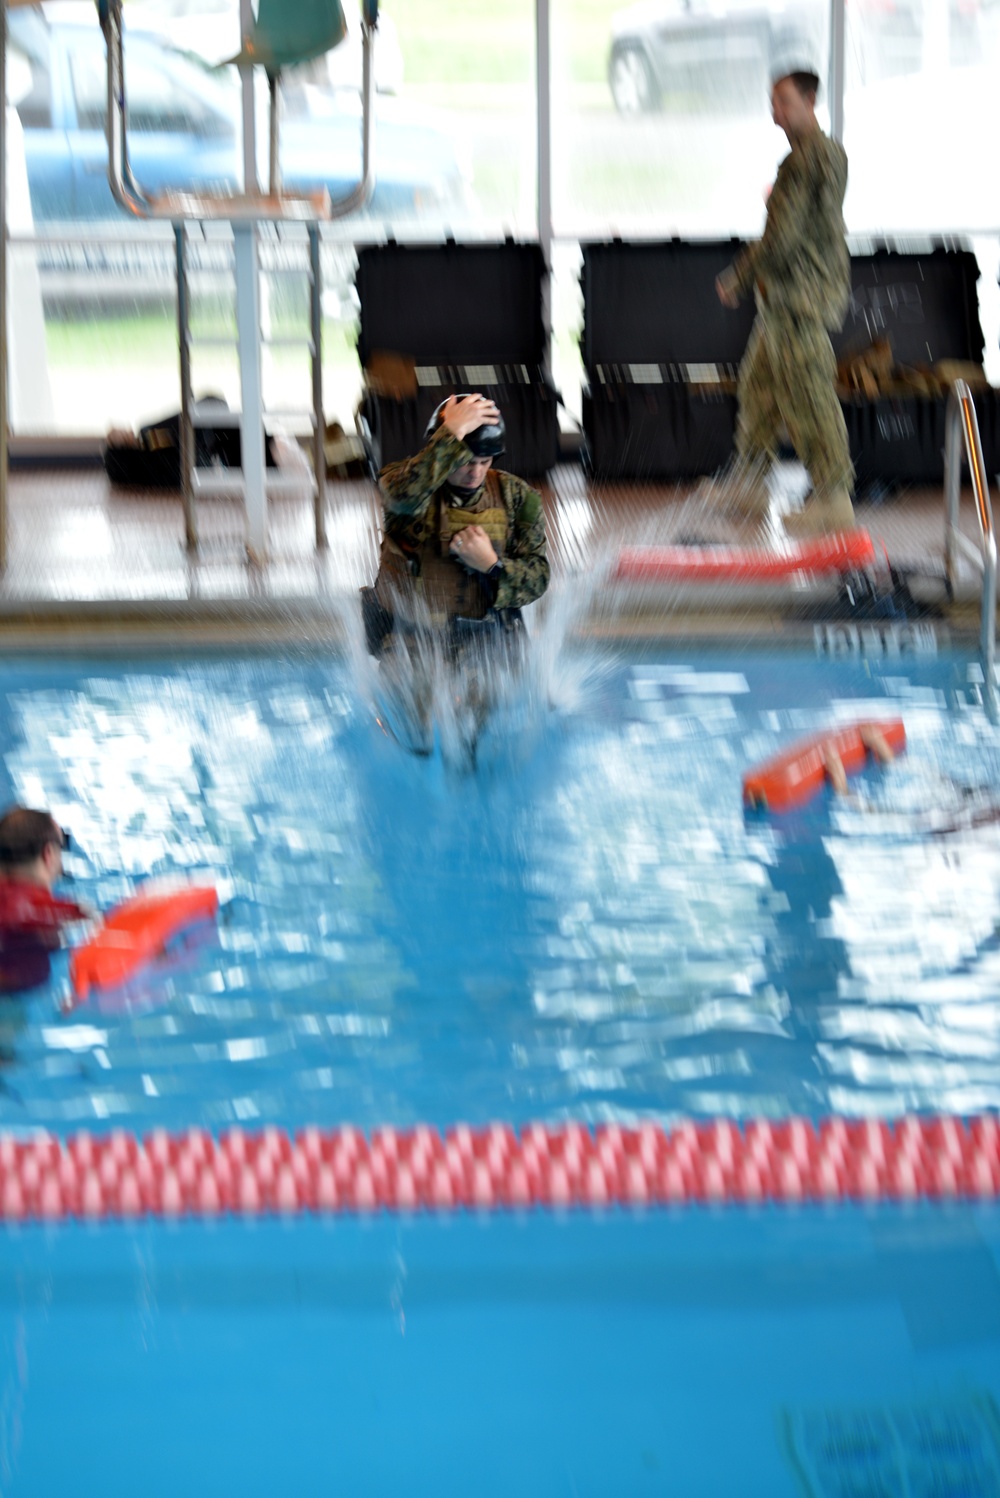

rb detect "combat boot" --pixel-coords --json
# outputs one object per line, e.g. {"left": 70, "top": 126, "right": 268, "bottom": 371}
{"left": 696, "top": 455, "right": 771, "bottom": 516}
{"left": 783, "top": 489, "right": 856, "bottom": 537}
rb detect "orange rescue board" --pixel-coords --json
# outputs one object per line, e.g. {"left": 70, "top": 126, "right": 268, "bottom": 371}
{"left": 742, "top": 719, "right": 907, "bottom": 813}
{"left": 70, "top": 884, "right": 219, "bottom": 1000}
{"left": 616, "top": 530, "right": 876, "bottom": 584}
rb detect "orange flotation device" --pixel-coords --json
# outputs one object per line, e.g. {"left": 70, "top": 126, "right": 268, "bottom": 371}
{"left": 742, "top": 719, "right": 907, "bottom": 812}
{"left": 69, "top": 884, "right": 219, "bottom": 1001}
{"left": 616, "top": 530, "right": 876, "bottom": 584}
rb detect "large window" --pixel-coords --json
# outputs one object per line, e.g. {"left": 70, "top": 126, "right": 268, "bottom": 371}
{"left": 843, "top": 0, "right": 1000, "bottom": 236}
{"left": 550, "top": 0, "right": 797, "bottom": 239}
{"left": 3, "top": 0, "right": 998, "bottom": 439}
{"left": 6, "top": 0, "right": 537, "bottom": 438}
{"left": 387, "top": 0, "right": 537, "bottom": 236}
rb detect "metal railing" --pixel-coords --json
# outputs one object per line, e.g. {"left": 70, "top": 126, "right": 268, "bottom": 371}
{"left": 97, "top": 0, "right": 375, "bottom": 561}
{"left": 944, "top": 379, "right": 997, "bottom": 712}
{"left": 175, "top": 223, "right": 329, "bottom": 559}
{"left": 98, "top": 0, "right": 377, "bottom": 221}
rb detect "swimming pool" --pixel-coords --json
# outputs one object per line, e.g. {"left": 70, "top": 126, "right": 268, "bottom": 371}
{"left": 0, "top": 642, "right": 999, "bottom": 1495}
{"left": 0, "top": 643, "right": 998, "bottom": 1131}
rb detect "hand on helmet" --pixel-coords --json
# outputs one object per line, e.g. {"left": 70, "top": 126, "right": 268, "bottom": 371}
{"left": 439, "top": 394, "right": 501, "bottom": 442}
{"left": 449, "top": 524, "right": 498, "bottom": 572}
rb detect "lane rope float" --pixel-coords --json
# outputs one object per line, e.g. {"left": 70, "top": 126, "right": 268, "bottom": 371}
{"left": 0, "top": 1115, "right": 996, "bottom": 1220}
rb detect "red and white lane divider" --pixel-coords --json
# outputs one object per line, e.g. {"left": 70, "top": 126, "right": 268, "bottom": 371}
{"left": 0, "top": 1117, "right": 998, "bottom": 1222}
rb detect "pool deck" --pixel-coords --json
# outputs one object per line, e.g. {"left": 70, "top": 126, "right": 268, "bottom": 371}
{"left": 0, "top": 461, "right": 989, "bottom": 646}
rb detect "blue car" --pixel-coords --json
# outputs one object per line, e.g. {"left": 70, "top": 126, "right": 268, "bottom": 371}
{"left": 8, "top": 8, "right": 473, "bottom": 224}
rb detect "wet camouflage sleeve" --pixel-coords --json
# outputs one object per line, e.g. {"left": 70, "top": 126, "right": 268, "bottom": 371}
{"left": 379, "top": 427, "right": 470, "bottom": 516}
{"left": 493, "top": 473, "right": 549, "bottom": 611}
{"left": 728, "top": 130, "right": 850, "bottom": 330}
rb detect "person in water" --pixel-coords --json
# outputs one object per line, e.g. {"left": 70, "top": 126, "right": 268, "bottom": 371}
{"left": 368, "top": 393, "right": 549, "bottom": 754}
{"left": 822, "top": 724, "right": 896, "bottom": 797}
{"left": 823, "top": 728, "right": 1000, "bottom": 835}
{"left": 0, "top": 807, "right": 90, "bottom": 994}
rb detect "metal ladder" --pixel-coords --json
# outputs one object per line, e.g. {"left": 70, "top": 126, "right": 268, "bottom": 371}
{"left": 175, "top": 222, "right": 328, "bottom": 560}
{"left": 97, "top": 0, "right": 378, "bottom": 564}
{"left": 944, "top": 379, "right": 997, "bottom": 712}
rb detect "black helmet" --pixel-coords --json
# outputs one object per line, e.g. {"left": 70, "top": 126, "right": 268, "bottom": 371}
{"left": 425, "top": 396, "right": 505, "bottom": 459}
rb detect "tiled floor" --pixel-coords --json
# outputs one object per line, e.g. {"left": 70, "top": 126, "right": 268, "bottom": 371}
{"left": 0, "top": 461, "right": 989, "bottom": 642}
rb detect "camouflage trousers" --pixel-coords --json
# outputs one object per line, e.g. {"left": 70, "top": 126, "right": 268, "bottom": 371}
{"left": 736, "top": 310, "right": 854, "bottom": 497}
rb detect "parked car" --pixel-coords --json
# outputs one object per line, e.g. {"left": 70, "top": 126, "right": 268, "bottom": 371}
{"left": 7, "top": 9, "right": 468, "bottom": 224}
{"left": 607, "top": 0, "right": 983, "bottom": 113}
{"left": 608, "top": 0, "right": 823, "bottom": 114}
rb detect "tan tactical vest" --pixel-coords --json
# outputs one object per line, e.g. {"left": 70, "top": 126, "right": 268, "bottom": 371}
{"left": 377, "top": 489, "right": 508, "bottom": 626}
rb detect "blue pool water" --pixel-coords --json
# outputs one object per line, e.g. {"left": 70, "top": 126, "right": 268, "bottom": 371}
{"left": 1, "top": 643, "right": 1000, "bottom": 1496}
{"left": 0, "top": 645, "right": 999, "bottom": 1131}
{"left": 3, "top": 1209, "right": 1000, "bottom": 1496}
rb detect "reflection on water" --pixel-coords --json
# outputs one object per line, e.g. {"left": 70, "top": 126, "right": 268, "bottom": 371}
{"left": 0, "top": 646, "right": 998, "bottom": 1130}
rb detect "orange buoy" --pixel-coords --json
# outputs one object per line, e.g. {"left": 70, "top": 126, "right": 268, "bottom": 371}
{"left": 69, "top": 884, "right": 219, "bottom": 1001}
{"left": 742, "top": 719, "right": 907, "bottom": 813}
{"left": 616, "top": 530, "right": 876, "bottom": 584}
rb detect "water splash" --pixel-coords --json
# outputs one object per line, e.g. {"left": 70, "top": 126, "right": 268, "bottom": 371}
{"left": 336, "top": 552, "right": 622, "bottom": 774}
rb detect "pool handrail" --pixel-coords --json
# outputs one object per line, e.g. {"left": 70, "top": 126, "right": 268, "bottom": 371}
{"left": 98, "top": 0, "right": 377, "bottom": 222}
{"left": 944, "top": 379, "right": 997, "bottom": 710}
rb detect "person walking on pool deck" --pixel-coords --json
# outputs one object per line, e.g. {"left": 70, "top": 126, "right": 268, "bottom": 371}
{"left": 715, "top": 58, "right": 855, "bottom": 537}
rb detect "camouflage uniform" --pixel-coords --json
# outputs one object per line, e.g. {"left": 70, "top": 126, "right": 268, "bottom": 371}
{"left": 726, "top": 127, "right": 853, "bottom": 499}
{"left": 376, "top": 426, "right": 549, "bottom": 626}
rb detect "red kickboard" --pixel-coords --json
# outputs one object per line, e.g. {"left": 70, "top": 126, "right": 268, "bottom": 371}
{"left": 743, "top": 718, "right": 907, "bottom": 813}
{"left": 616, "top": 530, "right": 876, "bottom": 583}
{"left": 70, "top": 884, "right": 219, "bottom": 1000}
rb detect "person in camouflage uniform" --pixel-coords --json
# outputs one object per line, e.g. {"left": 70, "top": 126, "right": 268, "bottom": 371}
{"left": 369, "top": 393, "right": 549, "bottom": 756}
{"left": 716, "top": 64, "right": 854, "bottom": 536}
{"left": 375, "top": 393, "right": 548, "bottom": 631}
